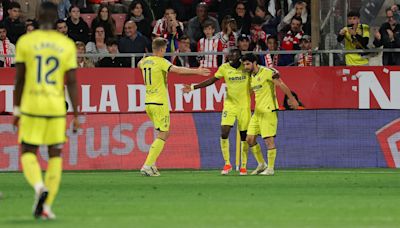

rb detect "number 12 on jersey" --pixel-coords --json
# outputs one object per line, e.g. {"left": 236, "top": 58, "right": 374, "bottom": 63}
{"left": 143, "top": 68, "right": 152, "bottom": 85}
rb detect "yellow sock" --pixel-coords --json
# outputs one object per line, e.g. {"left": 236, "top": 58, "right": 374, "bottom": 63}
{"left": 144, "top": 138, "right": 165, "bottom": 166}
{"left": 44, "top": 157, "right": 62, "bottom": 206}
{"left": 241, "top": 141, "right": 249, "bottom": 168}
{"left": 251, "top": 144, "right": 266, "bottom": 165}
{"left": 21, "top": 153, "right": 44, "bottom": 192}
{"left": 267, "top": 149, "right": 277, "bottom": 170}
{"left": 220, "top": 138, "right": 230, "bottom": 165}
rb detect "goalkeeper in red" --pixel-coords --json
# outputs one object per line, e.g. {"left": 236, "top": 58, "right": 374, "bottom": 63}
{"left": 242, "top": 53, "right": 298, "bottom": 175}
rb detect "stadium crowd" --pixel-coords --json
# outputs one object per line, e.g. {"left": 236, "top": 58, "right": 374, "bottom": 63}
{"left": 0, "top": 0, "right": 398, "bottom": 68}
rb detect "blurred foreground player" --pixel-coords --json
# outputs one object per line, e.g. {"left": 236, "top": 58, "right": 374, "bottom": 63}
{"left": 242, "top": 53, "right": 298, "bottom": 175}
{"left": 13, "top": 2, "right": 79, "bottom": 219}
{"left": 138, "top": 38, "right": 210, "bottom": 176}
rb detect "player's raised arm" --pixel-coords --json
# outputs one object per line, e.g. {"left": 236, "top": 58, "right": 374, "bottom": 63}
{"left": 66, "top": 69, "right": 80, "bottom": 132}
{"left": 271, "top": 70, "right": 299, "bottom": 109}
{"left": 169, "top": 65, "right": 211, "bottom": 76}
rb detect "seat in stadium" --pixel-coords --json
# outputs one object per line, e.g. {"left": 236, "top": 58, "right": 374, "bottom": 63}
{"left": 81, "top": 13, "right": 97, "bottom": 30}
{"left": 112, "top": 14, "right": 127, "bottom": 35}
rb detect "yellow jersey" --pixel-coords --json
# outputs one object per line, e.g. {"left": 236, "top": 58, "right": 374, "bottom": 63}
{"left": 15, "top": 30, "right": 77, "bottom": 117}
{"left": 139, "top": 56, "right": 172, "bottom": 105}
{"left": 214, "top": 63, "right": 250, "bottom": 110}
{"left": 342, "top": 24, "right": 369, "bottom": 66}
{"left": 250, "top": 66, "right": 279, "bottom": 113}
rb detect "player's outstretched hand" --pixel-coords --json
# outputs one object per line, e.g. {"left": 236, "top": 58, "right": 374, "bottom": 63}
{"left": 72, "top": 116, "right": 80, "bottom": 133}
{"left": 182, "top": 84, "right": 192, "bottom": 93}
{"left": 197, "top": 67, "right": 211, "bottom": 76}
{"left": 288, "top": 97, "right": 299, "bottom": 110}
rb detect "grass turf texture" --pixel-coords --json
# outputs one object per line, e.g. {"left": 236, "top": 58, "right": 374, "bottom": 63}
{"left": 0, "top": 169, "right": 399, "bottom": 228}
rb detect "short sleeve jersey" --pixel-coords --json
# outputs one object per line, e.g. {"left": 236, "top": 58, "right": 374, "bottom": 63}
{"left": 214, "top": 63, "right": 250, "bottom": 110}
{"left": 15, "top": 30, "right": 77, "bottom": 117}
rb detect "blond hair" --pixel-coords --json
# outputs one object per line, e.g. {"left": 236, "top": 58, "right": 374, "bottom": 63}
{"left": 152, "top": 38, "right": 168, "bottom": 52}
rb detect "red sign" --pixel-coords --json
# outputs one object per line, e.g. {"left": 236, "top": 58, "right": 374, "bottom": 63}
{"left": 0, "top": 114, "right": 201, "bottom": 171}
{"left": 1, "top": 66, "right": 400, "bottom": 113}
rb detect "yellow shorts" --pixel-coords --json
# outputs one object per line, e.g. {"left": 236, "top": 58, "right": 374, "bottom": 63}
{"left": 221, "top": 107, "right": 251, "bottom": 131}
{"left": 18, "top": 115, "right": 66, "bottom": 146}
{"left": 247, "top": 111, "right": 278, "bottom": 138}
{"left": 145, "top": 104, "right": 170, "bottom": 132}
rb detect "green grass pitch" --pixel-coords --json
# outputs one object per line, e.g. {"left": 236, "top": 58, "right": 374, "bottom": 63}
{"left": 0, "top": 169, "right": 399, "bottom": 228}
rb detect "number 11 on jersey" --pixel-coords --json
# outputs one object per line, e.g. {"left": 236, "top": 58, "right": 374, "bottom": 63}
{"left": 143, "top": 68, "right": 152, "bottom": 85}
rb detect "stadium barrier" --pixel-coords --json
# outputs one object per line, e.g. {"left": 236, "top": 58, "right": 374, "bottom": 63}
{"left": 1, "top": 66, "right": 400, "bottom": 170}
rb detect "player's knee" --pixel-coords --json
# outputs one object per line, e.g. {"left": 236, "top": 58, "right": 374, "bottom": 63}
{"left": 240, "top": 131, "right": 247, "bottom": 141}
{"left": 264, "top": 137, "right": 275, "bottom": 149}
{"left": 21, "top": 142, "right": 38, "bottom": 154}
{"left": 220, "top": 127, "right": 230, "bottom": 139}
{"left": 48, "top": 146, "right": 62, "bottom": 158}
{"left": 246, "top": 135, "right": 256, "bottom": 146}
{"left": 158, "top": 131, "right": 170, "bottom": 141}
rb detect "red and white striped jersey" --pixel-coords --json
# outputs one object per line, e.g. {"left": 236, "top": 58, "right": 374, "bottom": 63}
{"left": 152, "top": 17, "right": 184, "bottom": 37}
{"left": 215, "top": 31, "right": 238, "bottom": 53}
{"left": 197, "top": 36, "right": 223, "bottom": 68}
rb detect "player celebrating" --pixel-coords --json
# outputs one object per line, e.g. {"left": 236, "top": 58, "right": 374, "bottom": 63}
{"left": 139, "top": 38, "right": 210, "bottom": 176}
{"left": 242, "top": 53, "right": 298, "bottom": 176}
{"left": 183, "top": 49, "right": 266, "bottom": 175}
{"left": 13, "top": 2, "right": 79, "bottom": 219}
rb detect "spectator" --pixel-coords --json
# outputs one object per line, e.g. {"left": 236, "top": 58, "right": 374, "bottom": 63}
{"left": 56, "top": 19, "right": 69, "bottom": 36}
{"left": 232, "top": 1, "right": 251, "bottom": 35}
{"left": 278, "top": 0, "right": 310, "bottom": 35}
{"left": 153, "top": 7, "right": 184, "bottom": 38}
{"left": 197, "top": 19, "right": 223, "bottom": 68}
{"left": 391, "top": 4, "right": 400, "bottom": 23}
{"left": 337, "top": 10, "right": 369, "bottom": 66}
{"left": 264, "top": 35, "right": 280, "bottom": 67}
{"left": 118, "top": 20, "right": 150, "bottom": 67}
{"left": 173, "top": 34, "right": 199, "bottom": 67}
{"left": 76, "top": 41, "right": 94, "bottom": 67}
{"left": 66, "top": 5, "right": 90, "bottom": 43}
{"left": 254, "top": 5, "right": 280, "bottom": 37}
{"left": 186, "top": 2, "right": 220, "bottom": 47}
{"left": 98, "top": 38, "right": 126, "bottom": 67}
{"left": 91, "top": 4, "right": 116, "bottom": 40}
{"left": 25, "top": 19, "right": 38, "bottom": 33}
{"left": 373, "top": 8, "right": 400, "bottom": 66}
{"left": 3, "top": 2, "right": 24, "bottom": 44}
{"left": 0, "top": 23, "right": 15, "bottom": 67}
{"left": 86, "top": 25, "right": 109, "bottom": 64}
{"left": 163, "top": 16, "right": 184, "bottom": 61}
{"left": 215, "top": 15, "right": 238, "bottom": 53}
{"left": 294, "top": 35, "right": 313, "bottom": 66}
{"left": 250, "top": 16, "right": 268, "bottom": 51}
{"left": 237, "top": 34, "right": 252, "bottom": 51}
{"left": 15, "top": 0, "right": 40, "bottom": 21}
{"left": 125, "top": 0, "right": 152, "bottom": 39}
{"left": 281, "top": 16, "right": 303, "bottom": 65}
{"left": 50, "top": 0, "right": 71, "bottom": 19}
{"left": 89, "top": 0, "right": 125, "bottom": 13}
{"left": 249, "top": 0, "right": 281, "bottom": 18}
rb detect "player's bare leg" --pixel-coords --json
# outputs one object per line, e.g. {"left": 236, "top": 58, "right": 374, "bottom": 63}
{"left": 260, "top": 137, "right": 276, "bottom": 176}
{"left": 20, "top": 143, "right": 48, "bottom": 218}
{"left": 220, "top": 125, "right": 233, "bottom": 175}
{"left": 239, "top": 131, "right": 249, "bottom": 175}
{"left": 141, "top": 130, "right": 169, "bottom": 176}
{"left": 40, "top": 145, "right": 63, "bottom": 220}
{"left": 246, "top": 135, "right": 267, "bottom": 175}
